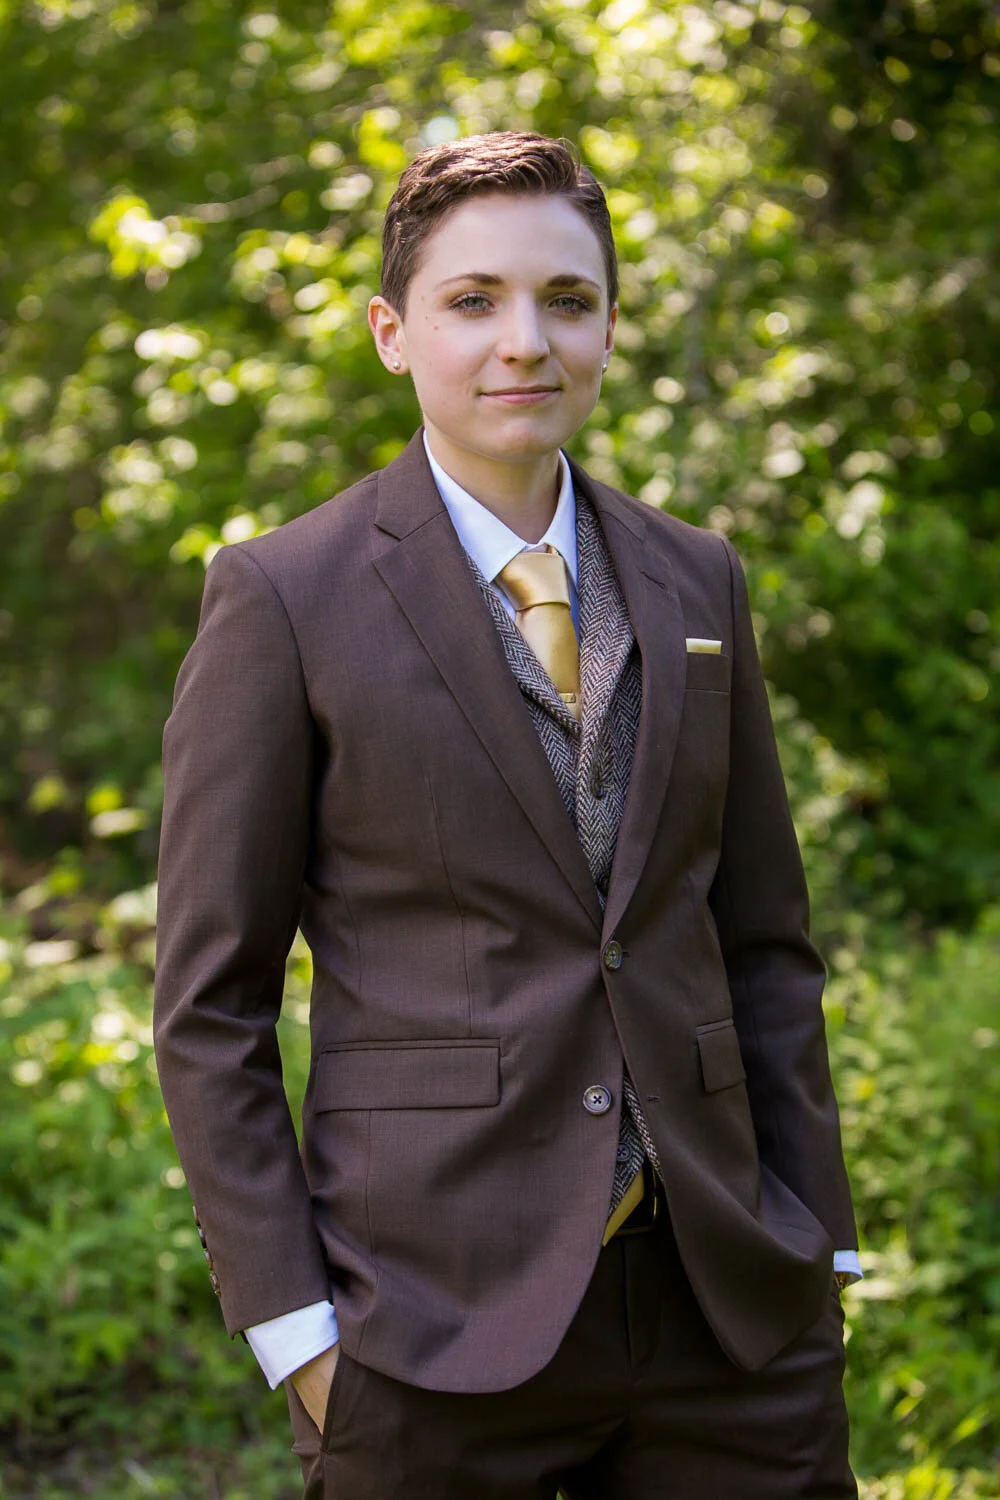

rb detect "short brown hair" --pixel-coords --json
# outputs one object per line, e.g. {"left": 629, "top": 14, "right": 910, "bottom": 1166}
{"left": 380, "top": 131, "right": 618, "bottom": 317}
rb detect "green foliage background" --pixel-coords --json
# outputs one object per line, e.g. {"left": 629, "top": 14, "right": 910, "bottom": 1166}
{"left": 1, "top": 0, "right": 998, "bottom": 1494}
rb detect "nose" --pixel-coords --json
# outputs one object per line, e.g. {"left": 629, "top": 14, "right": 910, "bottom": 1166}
{"left": 496, "top": 297, "right": 549, "bottom": 364}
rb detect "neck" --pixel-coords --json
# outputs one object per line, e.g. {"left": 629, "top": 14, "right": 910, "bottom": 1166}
{"left": 424, "top": 424, "right": 561, "bottom": 544}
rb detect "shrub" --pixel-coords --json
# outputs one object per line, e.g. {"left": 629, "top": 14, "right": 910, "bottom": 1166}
{"left": 832, "top": 913, "right": 1000, "bottom": 1478}
{"left": 2, "top": 890, "right": 998, "bottom": 1489}
{"left": 0, "top": 896, "right": 311, "bottom": 1462}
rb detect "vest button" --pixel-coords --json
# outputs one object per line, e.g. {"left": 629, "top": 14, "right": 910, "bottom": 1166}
{"left": 583, "top": 1084, "right": 613, "bottom": 1115}
{"left": 603, "top": 939, "right": 623, "bottom": 971}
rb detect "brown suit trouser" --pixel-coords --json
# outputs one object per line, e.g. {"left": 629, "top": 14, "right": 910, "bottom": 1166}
{"left": 286, "top": 1208, "right": 856, "bottom": 1500}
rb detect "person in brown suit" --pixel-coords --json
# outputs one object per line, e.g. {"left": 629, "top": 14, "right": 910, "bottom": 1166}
{"left": 153, "top": 132, "right": 861, "bottom": 1499}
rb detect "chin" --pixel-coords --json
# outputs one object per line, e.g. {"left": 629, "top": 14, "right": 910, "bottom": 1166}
{"left": 476, "top": 413, "right": 578, "bottom": 454}
{"left": 480, "top": 432, "right": 565, "bottom": 463}
{"left": 432, "top": 421, "right": 550, "bottom": 461}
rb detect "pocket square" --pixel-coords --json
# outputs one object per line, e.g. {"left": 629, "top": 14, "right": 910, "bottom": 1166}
{"left": 686, "top": 637, "right": 722, "bottom": 655}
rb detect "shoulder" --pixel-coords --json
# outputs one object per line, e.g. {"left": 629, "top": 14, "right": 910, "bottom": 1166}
{"left": 578, "top": 466, "right": 738, "bottom": 582}
{"left": 641, "top": 496, "right": 744, "bottom": 591}
{"left": 206, "top": 468, "right": 381, "bottom": 602}
{"left": 241, "top": 468, "right": 379, "bottom": 567}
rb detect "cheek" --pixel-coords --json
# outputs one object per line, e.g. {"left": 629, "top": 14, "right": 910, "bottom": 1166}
{"left": 558, "top": 324, "right": 607, "bottom": 367}
{"left": 563, "top": 352, "right": 605, "bottom": 392}
{"left": 414, "top": 325, "right": 485, "bottom": 376}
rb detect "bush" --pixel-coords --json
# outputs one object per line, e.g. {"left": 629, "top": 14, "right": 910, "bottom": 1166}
{"left": 2, "top": 0, "right": 999, "bottom": 928}
{"left": 0, "top": 894, "right": 312, "bottom": 1468}
{"left": 2, "top": 887, "right": 998, "bottom": 1491}
{"left": 832, "top": 912, "right": 1000, "bottom": 1479}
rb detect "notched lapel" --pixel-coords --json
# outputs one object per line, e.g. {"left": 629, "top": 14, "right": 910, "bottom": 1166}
{"left": 574, "top": 468, "right": 688, "bottom": 938}
{"left": 372, "top": 436, "right": 603, "bottom": 933}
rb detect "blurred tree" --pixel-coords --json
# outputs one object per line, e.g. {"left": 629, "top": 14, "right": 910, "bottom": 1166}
{"left": 0, "top": 0, "right": 997, "bottom": 922}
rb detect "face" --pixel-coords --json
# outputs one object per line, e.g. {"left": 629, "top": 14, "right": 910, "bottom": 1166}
{"left": 368, "top": 193, "right": 616, "bottom": 471}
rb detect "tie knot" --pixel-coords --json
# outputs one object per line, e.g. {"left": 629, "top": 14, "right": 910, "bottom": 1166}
{"left": 497, "top": 546, "right": 571, "bottom": 614}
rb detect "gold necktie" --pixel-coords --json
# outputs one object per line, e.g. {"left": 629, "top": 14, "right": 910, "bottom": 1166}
{"left": 496, "top": 547, "right": 581, "bottom": 720}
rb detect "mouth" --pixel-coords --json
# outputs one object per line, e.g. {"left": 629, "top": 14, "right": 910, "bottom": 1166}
{"left": 482, "top": 386, "right": 560, "bottom": 404}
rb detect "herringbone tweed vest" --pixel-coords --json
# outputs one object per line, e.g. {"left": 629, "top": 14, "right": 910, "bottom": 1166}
{"left": 465, "top": 491, "right": 663, "bottom": 1216}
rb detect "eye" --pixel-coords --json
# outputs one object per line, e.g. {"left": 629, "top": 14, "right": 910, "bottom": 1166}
{"left": 551, "top": 294, "right": 594, "bottom": 314}
{"left": 449, "top": 292, "right": 493, "bottom": 314}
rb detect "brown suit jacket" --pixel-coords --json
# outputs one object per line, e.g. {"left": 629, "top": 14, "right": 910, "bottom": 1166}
{"left": 153, "top": 429, "right": 856, "bottom": 1390}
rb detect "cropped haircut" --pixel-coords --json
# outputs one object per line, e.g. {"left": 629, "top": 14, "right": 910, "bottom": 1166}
{"left": 380, "top": 131, "right": 618, "bottom": 317}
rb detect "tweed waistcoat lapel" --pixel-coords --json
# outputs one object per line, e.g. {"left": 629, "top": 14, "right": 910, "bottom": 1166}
{"left": 475, "top": 573, "right": 581, "bottom": 735}
{"left": 573, "top": 496, "right": 642, "bottom": 899}
{"left": 577, "top": 498, "right": 636, "bottom": 752}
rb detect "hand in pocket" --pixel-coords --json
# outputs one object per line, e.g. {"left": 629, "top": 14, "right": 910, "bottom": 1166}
{"left": 290, "top": 1343, "right": 341, "bottom": 1432}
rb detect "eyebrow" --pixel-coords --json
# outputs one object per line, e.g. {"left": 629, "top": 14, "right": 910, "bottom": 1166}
{"left": 437, "top": 272, "right": 602, "bottom": 292}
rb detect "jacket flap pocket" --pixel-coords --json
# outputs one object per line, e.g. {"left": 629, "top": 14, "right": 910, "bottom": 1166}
{"left": 315, "top": 1040, "right": 500, "bottom": 1111}
{"left": 685, "top": 651, "right": 731, "bottom": 693}
{"left": 696, "top": 1020, "right": 746, "bottom": 1093}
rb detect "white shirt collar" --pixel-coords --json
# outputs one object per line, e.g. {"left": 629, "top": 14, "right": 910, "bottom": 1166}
{"left": 422, "top": 430, "right": 578, "bottom": 589}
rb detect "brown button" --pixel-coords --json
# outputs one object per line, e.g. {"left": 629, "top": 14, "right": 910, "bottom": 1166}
{"left": 583, "top": 1084, "right": 613, "bottom": 1115}
{"left": 603, "top": 940, "right": 623, "bottom": 971}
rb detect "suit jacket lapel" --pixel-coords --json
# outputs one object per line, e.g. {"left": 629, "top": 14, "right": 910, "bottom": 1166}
{"left": 570, "top": 460, "right": 688, "bottom": 940}
{"left": 372, "top": 432, "right": 603, "bottom": 933}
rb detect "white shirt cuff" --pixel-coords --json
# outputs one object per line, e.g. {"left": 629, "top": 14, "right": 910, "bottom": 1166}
{"left": 833, "top": 1249, "right": 863, "bottom": 1284}
{"left": 244, "top": 1300, "right": 340, "bottom": 1390}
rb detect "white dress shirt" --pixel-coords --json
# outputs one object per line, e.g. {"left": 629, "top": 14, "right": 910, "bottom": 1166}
{"left": 425, "top": 431, "right": 581, "bottom": 629}
{"left": 244, "top": 435, "right": 860, "bottom": 1388}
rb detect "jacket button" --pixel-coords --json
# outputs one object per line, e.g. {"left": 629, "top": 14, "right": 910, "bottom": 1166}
{"left": 583, "top": 1084, "right": 613, "bottom": 1115}
{"left": 602, "top": 939, "right": 623, "bottom": 971}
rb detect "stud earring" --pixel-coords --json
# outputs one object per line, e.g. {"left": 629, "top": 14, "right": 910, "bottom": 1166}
{"left": 392, "top": 359, "right": 402, "bottom": 371}
{"left": 602, "top": 360, "right": 609, "bottom": 371}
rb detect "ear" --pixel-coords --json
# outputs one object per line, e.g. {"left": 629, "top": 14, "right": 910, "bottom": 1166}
{"left": 368, "top": 295, "right": 408, "bottom": 374}
{"left": 604, "top": 302, "right": 618, "bottom": 366}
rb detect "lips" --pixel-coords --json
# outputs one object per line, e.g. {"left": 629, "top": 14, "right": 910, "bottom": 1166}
{"left": 482, "top": 387, "right": 560, "bottom": 400}
{"left": 486, "top": 386, "right": 558, "bottom": 395}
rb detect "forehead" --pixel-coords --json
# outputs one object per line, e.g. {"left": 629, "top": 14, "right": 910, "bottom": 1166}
{"left": 413, "top": 192, "right": 606, "bottom": 287}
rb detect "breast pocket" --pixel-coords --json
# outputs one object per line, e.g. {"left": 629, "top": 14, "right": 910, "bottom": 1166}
{"left": 678, "top": 648, "right": 731, "bottom": 807}
{"left": 684, "top": 652, "right": 731, "bottom": 694}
